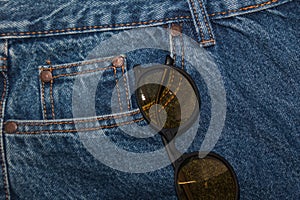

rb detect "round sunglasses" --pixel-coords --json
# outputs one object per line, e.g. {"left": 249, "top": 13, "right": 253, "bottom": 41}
{"left": 134, "top": 55, "right": 239, "bottom": 199}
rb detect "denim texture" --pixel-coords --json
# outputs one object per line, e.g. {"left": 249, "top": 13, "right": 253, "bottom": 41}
{"left": 0, "top": 0, "right": 299, "bottom": 199}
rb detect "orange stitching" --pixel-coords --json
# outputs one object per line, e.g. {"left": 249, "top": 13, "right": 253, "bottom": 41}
{"left": 41, "top": 81, "right": 47, "bottom": 119}
{"left": 17, "top": 110, "right": 140, "bottom": 126}
{"left": 45, "top": 57, "right": 117, "bottom": 70}
{"left": 0, "top": 16, "right": 191, "bottom": 37}
{"left": 0, "top": 58, "right": 7, "bottom": 61}
{"left": 197, "top": 0, "right": 214, "bottom": 40}
{"left": 189, "top": 0, "right": 205, "bottom": 41}
{"left": 52, "top": 66, "right": 114, "bottom": 79}
{"left": 172, "top": 24, "right": 177, "bottom": 64}
{"left": 50, "top": 80, "right": 55, "bottom": 119}
{"left": 200, "top": 39, "right": 215, "bottom": 44}
{"left": 0, "top": 72, "right": 9, "bottom": 200}
{"left": 0, "top": 66, "right": 7, "bottom": 69}
{"left": 122, "top": 65, "right": 131, "bottom": 110}
{"left": 0, "top": 72, "right": 6, "bottom": 118}
{"left": 180, "top": 24, "right": 185, "bottom": 70}
{"left": 114, "top": 67, "right": 123, "bottom": 112}
{"left": 14, "top": 118, "right": 144, "bottom": 134}
{"left": 208, "top": 0, "right": 279, "bottom": 17}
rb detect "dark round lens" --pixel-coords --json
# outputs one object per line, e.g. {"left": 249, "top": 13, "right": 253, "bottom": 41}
{"left": 176, "top": 154, "right": 239, "bottom": 200}
{"left": 136, "top": 65, "right": 199, "bottom": 130}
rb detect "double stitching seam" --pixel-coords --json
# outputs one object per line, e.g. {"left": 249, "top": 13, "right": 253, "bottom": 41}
{"left": 122, "top": 65, "right": 131, "bottom": 110}
{"left": 208, "top": 0, "right": 279, "bottom": 17}
{"left": 52, "top": 66, "right": 115, "bottom": 79}
{"left": 197, "top": 0, "right": 214, "bottom": 41}
{"left": 49, "top": 80, "right": 55, "bottom": 119}
{"left": 14, "top": 110, "right": 140, "bottom": 126}
{"left": 0, "top": 72, "right": 9, "bottom": 200}
{"left": 189, "top": 0, "right": 205, "bottom": 42}
{"left": 114, "top": 67, "right": 123, "bottom": 112}
{"left": 46, "top": 57, "right": 116, "bottom": 70}
{"left": 0, "top": 16, "right": 191, "bottom": 37}
{"left": 41, "top": 81, "right": 47, "bottom": 119}
{"left": 180, "top": 24, "right": 185, "bottom": 70}
{"left": 15, "top": 118, "right": 144, "bottom": 135}
{"left": 0, "top": 73, "right": 6, "bottom": 117}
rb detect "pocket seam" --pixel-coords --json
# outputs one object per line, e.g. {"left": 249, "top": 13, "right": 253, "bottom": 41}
{"left": 14, "top": 118, "right": 144, "bottom": 134}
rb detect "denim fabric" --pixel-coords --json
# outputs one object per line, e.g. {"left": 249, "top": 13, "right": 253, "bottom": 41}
{"left": 0, "top": 0, "right": 299, "bottom": 199}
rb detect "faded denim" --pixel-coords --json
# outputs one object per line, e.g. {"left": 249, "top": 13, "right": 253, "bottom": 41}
{"left": 0, "top": 0, "right": 299, "bottom": 199}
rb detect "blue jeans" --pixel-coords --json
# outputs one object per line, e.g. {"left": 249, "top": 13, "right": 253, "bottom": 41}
{"left": 0, "top": 0, "right": 299, "bottom": 199}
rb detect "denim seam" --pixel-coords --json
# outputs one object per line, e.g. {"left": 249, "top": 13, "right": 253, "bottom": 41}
{"left": 171, "top": 24, "right": 176, "bottom": 64}
{"left": 208, "top": 0, "right": 279, "bottom": 17}
{"left": 52, "top": 66, "right": 115, "bottom": 79}
{"left": 0, "top": 71, "right": 10, "bottom": 200}
{"left": 49, "top": 80, "right": 55, "bottom": 119}
{"left": 180, "top": 24, "right": 185, "bottom": 70}
{"left": 47, "top": 57, "right": 116, "bottom": 70}
{"left": 197, "top": 0, "right": 214, "bottom": 40}
{"left": 41, "top": 81, "right": 47, "bottom": 119}
{"left": 187, "top": 0, "right": 215, "bottom": 45}
{"left": 0, "top": 16, "right": 191, "bottom": 37}
{"left": 122, "top": 65, "right": 131, "bottom": 110}
{"left": 14, "top": 118, "right": 144, "bottom": 134}
{"left": 114, "top": 67, "right": 123, "bottom": 112}
{"left": 13, "top": 110, "right": 141, "bottom": 126}
{"left": 0, "top": 58, "right": 7, "bottom": 61}
{"left": 188, "top": 0, "right": 205, "bottom": 42}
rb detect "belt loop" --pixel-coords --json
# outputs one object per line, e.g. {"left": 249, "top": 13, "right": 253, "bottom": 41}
{"left": 186, "top": 0, "right": 215, "bottom": 47}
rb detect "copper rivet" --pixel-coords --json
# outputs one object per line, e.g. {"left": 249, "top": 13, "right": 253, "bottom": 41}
{"left": 112, "top": 56, "right": 125, "bottom": 67}
{"left": 5, "top": 122, "right": 18, "bottom": 133}
{"left": 40, "top": 70, "right": 53, "bottom": 82}
{"left": 171, "top": 24, "right": 182, "bottom": 37}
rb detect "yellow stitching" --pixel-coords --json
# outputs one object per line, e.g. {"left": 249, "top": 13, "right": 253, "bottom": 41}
{"left": 189, "top": 0, "right": 205, "bottom": 41}
{"left": 41, "top": 81, "right": 47, "bottom": 119}
{"left": 52, "top": 66, "right": 114, "bottom": 79}
{"left": 14, "top": 118, "right": 144, "bottom": 134}
{"left": 208, "top": 0, "right": 279, "bottom": 16}
{"left": 114, "top": 67, "right": 123, "bottom": 112}
{"left": 44, "top": 57, "right": 117, "bottom": 70}
{"left": 180, "top": 24, "right": 185, "bottom": 70}
{"left": 0, "top": 16, "right": 191, "bottom": 37}
{"left": 200, "top": 39, "right": 215, "bottom": 44}
{"left": 0, "top": 72, "right": 6, "bottom": 117}
{"left": 50, "top": 80, "right": 55, "bottom": 119}
{"left": 197, "top": 0, "right": 214, "bottom": 40}
{"left": 16, "top": 110, "right": 140, "bottom": 126}
{"left": 0, "top": 73, "right": 9, "bottom": 200}
{"left": 122, "top": 65, "right": 131, "bottom": 110}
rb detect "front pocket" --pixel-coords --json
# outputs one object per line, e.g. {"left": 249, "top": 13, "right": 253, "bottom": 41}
{"left": 38, "top": 55, "right": 132, "bottom": 120}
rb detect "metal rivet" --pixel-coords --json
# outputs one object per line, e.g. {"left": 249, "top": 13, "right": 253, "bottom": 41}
{"left": 112, "top": 56, "right": 125, "bottom": 67}
{"left": 5, "top": 122, "right": 18, "bottom": 133}
{"left": 171, "top": 24, "right": 182, "bottom": 37}
{"left": 40, "top": 70, "right": 53, "bottom": 82}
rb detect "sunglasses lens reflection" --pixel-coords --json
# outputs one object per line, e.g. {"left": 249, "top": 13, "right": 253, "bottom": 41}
{"left": 176, "top": 156, "right": 238, "bottom": 200}
{"left": 136, "top": 66, "right": 199, "bottom": 130}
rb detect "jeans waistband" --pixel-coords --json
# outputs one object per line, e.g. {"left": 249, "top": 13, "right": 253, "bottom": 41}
{"left": 0, "top": 0, "right": 291, "bottom": 44}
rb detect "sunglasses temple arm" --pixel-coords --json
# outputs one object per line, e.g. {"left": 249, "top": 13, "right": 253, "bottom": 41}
{"left": 161, "top": 135, "right": 182, "bottom": 169}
